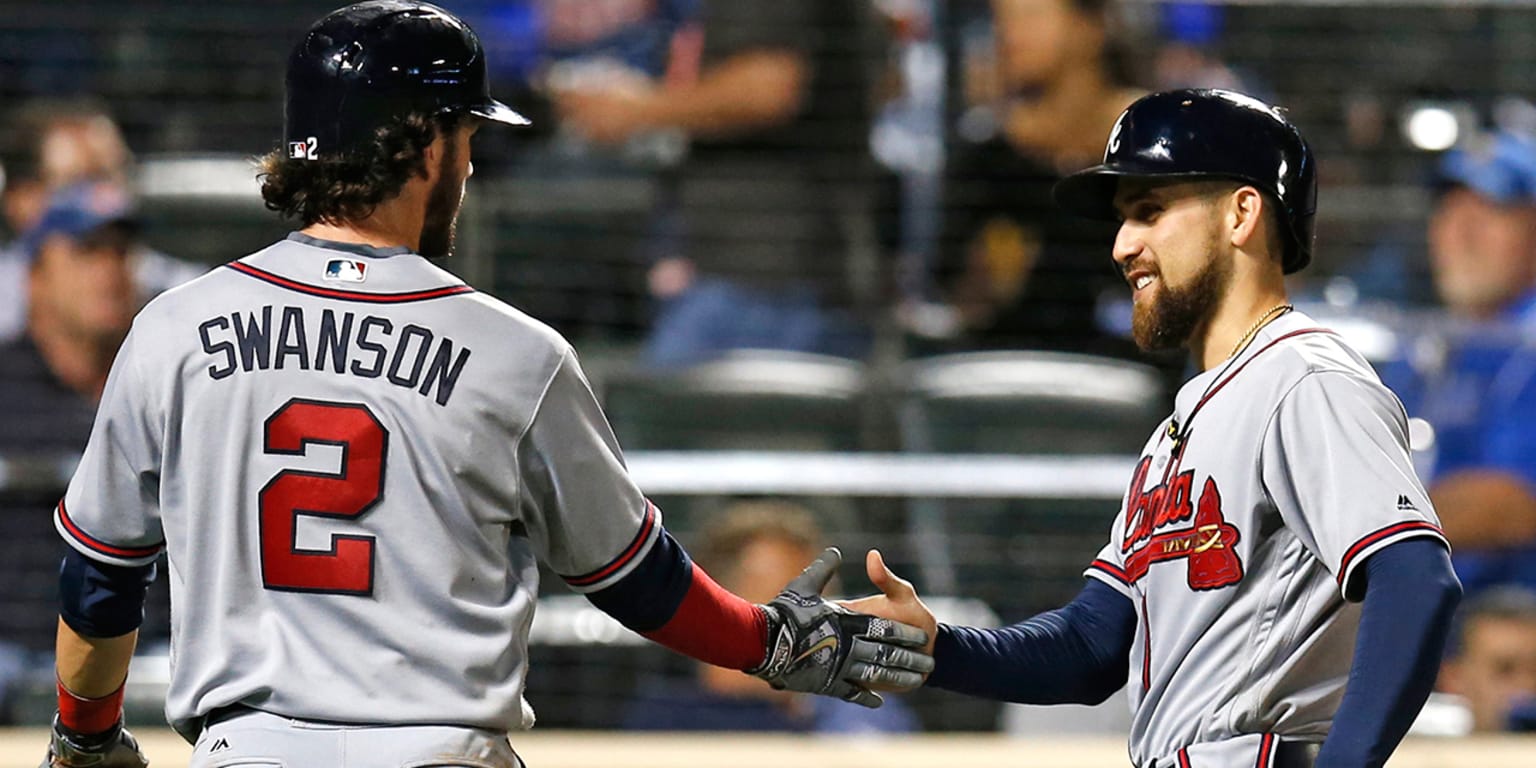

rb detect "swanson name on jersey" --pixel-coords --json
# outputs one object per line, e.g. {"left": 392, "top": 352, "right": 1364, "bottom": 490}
{"left": 197, "top": 305, "right": 472, "bottom": 406}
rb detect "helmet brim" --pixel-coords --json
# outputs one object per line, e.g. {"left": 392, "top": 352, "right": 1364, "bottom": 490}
{"left": 1053, "top": 164, "right": 1278, "bottom": 221}
{"left": 1052, "top": 166, "right": 1124, "bottom": 222}
{"left": 469, "top": 99, "right": 532, "bottom": 127}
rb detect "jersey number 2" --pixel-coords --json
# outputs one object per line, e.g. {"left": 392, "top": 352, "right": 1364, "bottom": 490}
{"left": 260, "top": 398, "right": 388, "bottom": 595}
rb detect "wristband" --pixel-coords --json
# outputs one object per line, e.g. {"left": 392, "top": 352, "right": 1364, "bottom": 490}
{"left": 56, "top": 678, "right": 125, "bottom": 735}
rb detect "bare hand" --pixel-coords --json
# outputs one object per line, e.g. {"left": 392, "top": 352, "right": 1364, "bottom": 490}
{"left": 839, "top": 550, "right": 938, "bottom": 660}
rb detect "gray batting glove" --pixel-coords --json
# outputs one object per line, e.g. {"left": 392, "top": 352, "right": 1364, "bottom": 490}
{"left": 40, "top": 714, "right": 148, "bottom": 768}
{"left": 748, "top": 547, "right": 935, "bottom": 708}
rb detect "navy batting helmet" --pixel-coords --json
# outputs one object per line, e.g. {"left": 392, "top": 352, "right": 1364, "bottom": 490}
{"left": 1053, "top": 89, "right": 1317, "bottom": 273}
{"left": 283, "top": 1, "right": 528, "bottom": 161}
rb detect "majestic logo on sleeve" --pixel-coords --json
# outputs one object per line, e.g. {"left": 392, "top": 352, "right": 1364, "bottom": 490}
{"left": 1121, "top": 456, "right": 1245, "bottom": 590}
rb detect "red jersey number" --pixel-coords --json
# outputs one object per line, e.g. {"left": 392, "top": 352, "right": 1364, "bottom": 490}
{"left": 260, "top": 399, "right": 387, "bottom": 595}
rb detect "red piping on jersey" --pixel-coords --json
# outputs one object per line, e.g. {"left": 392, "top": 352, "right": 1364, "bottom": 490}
{"left": 55, "top": 501, "right": 163, "bottom": 559}
{"left": 1139, "top": 594, "right": 1152, "bottom": 694}
{"left": 226, "top": 261, "right": 475, "bottom": 303}
{"left": 1176, "top": 747, "right": 1191, "bottom": 768}
{"left": 565, "top": 501, "right": 659, "bottom": 587}
{"left": 1256, "top": 733, "right": 1276, "bottom": 768}
{"left": 1175, "top": 328, "right": 1337, "bottom": 445}
{"left": 1089, "top": 559, "right": 1131, "bottom": 586}
{"left": 1337, "top": 520, "right": 1446, "bottom": 587}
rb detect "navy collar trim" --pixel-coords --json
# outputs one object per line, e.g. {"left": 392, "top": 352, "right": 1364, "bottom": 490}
{"left": 286, "top": 231, "right": 414, "bottom": 259}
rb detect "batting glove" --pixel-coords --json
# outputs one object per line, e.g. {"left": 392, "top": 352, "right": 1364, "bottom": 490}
{"left": 40, "top": 714, "right": 148, "bottom": 768}
{"left": 749, "top": 547, "right": 935, "bottom": 708}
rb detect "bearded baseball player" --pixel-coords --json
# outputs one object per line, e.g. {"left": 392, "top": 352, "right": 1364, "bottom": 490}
{"left": 38, "top": 3, "right": 932, "bottom": 766}
{"left": 846, "top": 89, "right": 1462, "bottom": 768}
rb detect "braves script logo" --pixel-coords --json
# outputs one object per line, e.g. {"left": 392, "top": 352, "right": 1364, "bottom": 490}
{"left": 1120, "top": 456, "right": 1244, "bottom": 590}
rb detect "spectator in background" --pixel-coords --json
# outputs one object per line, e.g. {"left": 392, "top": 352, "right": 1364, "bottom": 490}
{"left": 0, "top": 99, "right": 202, "bottom": 342}
{"left": 929, "top": 0, "right": 1145, "bottom": 359}
{"left": 1384, "top": 129, "right": 1536, "bottom": 599}
{"left": 622, "top": 500, "right": 919, "bottom": 733}
{"left": 1439, "top": 587, "right": 1536, "bottom": 733}
{"left": 463, "top": 0, "right": 700, "bottom": 141}
{"left": 553, "top": 0, "right": 875, "bottom": 367}
{"left": 0, "top": 181, "right": 139, "bottom": 450}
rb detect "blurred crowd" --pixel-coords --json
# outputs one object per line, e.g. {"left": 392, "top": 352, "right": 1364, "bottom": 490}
{"left": 3, "top": 0, "right": 1536, "bottom": 737}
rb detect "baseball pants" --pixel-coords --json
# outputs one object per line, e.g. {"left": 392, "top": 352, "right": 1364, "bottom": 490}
{"left": 189, "top": 708, "right": 524, "bottom": 768}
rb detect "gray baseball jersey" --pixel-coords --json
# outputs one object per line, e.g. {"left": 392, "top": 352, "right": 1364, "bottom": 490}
{"left": 55, "top": 233, "right": 660, "bottom": 739}
{"left": 1082, "top": 310, "right": 1448, "bottom": 767}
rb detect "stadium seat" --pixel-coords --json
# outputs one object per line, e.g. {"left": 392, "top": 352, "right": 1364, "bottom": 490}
{"left": 601, "top": 350, "right": 870, "bottom": 452}
{"left": 898, "top": 350, "right": 1168, "bottom": 455}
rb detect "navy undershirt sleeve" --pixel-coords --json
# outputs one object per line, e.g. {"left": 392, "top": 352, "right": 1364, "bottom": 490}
{"left": 583, "top": 527, "right": 694, "bottom": 633}
{"left": 1316, "top": 537, "right": 1460, "bottom": 768}
{"left": 926, "top": 579, "right": 1135, "bottom": 704}
{"left": 58, "top": 548, "right": 156, "bottom": 638}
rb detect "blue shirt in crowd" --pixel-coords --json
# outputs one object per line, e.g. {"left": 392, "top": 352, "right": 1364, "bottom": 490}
{"left": 1383, "top": 290, "right": 1536, "bottom": 597}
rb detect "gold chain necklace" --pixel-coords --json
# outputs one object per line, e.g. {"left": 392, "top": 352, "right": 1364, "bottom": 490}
{"left": 1228, "top": 303, "right": 1294, "bottom": 360}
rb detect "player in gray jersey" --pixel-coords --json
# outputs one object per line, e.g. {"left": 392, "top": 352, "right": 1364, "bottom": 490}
{"left": 38, "top": 4, "right": 932, "bottom": 767}
{"left": 843, "top": 90, "right": 1462, "bottom": 768}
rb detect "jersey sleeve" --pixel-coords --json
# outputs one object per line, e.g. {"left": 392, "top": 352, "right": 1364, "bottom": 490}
{"left": 56, "top": 327, "right": 165, "bottom": 567}
{"left": 516, "top": 349, "right": 658, "bottom": 592}
{"left": 1260, "top": 371, "right": 1449, "bottom": 601}
{"left": 1083, "top": 495, "right": 1134, "bottom": 598}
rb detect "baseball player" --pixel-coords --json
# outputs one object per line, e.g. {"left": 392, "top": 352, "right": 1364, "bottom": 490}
{"left": 845, "top": 90, "right": 1462, "bottom": 768}
{"left": 39, "top": 3, "right": 932, "bottom": 767}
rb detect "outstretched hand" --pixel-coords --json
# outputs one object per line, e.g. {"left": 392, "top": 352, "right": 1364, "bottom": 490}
{"left": 749, "top": 547, "right": 934, "bottom": 708}
{"left": 839, "top": 549, "right": 938, "bottom": 659}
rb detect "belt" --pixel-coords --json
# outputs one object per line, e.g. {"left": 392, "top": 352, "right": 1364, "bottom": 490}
{"left": 1272, "top": 741, "right": 1319, "bottom": 768}
{"left": 199, "top": 704, "right": 258, "bottom": 734}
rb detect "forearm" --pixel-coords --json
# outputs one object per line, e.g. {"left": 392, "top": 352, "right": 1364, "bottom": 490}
{"left": 1316, "top": 539, "right": 1461, "bottom": 768}
{"left": 926, "top": 580, "right": 1133, "bottom": 704}
{"left": 640, "top": 52, "right": 806, "bottom": 136}
{"left": 56, "top": 620, "right": 137, "bottom": 697}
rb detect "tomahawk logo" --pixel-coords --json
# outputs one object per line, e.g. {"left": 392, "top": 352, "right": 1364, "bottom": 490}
{"left": 1121, "top": 457, "right": 1245, "bottom": 590}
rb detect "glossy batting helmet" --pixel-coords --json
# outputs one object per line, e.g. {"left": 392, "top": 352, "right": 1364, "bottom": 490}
{"left": 282, "top": 0, "right": 529, "bottom": 161}
{"left": 1053, "top": 89, "right": 1317, "bottom": 273}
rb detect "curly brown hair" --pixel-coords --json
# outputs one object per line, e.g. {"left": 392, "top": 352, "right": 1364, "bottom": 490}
{"left": 257, "top": 111, "right": 464, "bottom": 226}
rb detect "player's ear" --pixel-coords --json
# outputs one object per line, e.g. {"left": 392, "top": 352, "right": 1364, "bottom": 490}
{"left": 419, "top": 134, "right": 442, "bottom": 180}
{"left": 1227, "top": 185, "right": 1265, "bottom": 252}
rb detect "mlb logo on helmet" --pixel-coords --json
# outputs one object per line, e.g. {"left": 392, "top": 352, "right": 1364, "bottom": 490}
{"left": 288, "top": 136, "right": 319, "bottom": 161}
{"left": 324, "top": 259, "right": 368, "bottom": 283}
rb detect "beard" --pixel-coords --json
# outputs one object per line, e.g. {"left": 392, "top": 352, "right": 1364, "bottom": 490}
{"left": 419, "top": 139, "right": 465, "bottom": 260}
{"left": 1131, "top": 254, "right": 1231, "bottom": 352}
